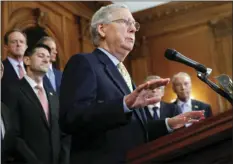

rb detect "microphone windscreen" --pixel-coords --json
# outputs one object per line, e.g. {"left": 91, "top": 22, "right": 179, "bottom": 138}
{"left": 164, "top": 48, "right": 177, "bottom": 60}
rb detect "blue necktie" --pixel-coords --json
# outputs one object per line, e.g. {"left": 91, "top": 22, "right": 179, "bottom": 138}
{"left": 48, "top": 68, "right": 56, "bottom": 91}
{"left": 152, "top": 106, "right": 159, "bottom": 120}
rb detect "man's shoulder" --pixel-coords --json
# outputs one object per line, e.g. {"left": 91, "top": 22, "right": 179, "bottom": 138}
{"left": 161, "top": 101, "right": 178, "bottom": 108}
{"left": 192, "top": 99, "right": 210, "bottom": 107}
{"left": 69, "top": 52, "right": 97, "bottom": 62}
{"left": 2, "top": 58, "right": 11, "bottom": 67}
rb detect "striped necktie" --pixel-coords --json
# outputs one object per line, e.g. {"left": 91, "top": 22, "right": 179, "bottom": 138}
{"left": 17, "top": 64, "right": 25, "bottom": 79}
{"left": 117, "top": 62, "right": 133, "bottom": 92}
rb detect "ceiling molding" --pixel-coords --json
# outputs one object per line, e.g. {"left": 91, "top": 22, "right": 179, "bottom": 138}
{"left": 135, "top": 1, "right": 232, "bottom": 39}
{"left": 133, "top": 2, "right": 231, "bottom": 24}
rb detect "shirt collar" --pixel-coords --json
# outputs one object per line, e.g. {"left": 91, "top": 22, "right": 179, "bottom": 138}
{"left": 24, "top": 75, "right": 44, "bottom": 89}
{"left": 7, "top": 57, "right": 24, "bottom": 67}
{"left": 98, "top": 47, "right": 120, "bottom": 66}
{"left": 49, "top": 63, "right": 53, "bottom": 70}
{"left": 148, "top": 102, "right": 161, "bottom": 109}
{"left": 177, "top": 98, "right": 192, "bottom": 107}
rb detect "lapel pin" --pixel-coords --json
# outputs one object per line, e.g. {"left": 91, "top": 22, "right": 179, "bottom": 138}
{"left": 49, "top": 92, "right": 53, "bottom": 96}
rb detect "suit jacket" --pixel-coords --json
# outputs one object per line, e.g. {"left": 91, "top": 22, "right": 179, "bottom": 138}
{"left": 59, "top": 49, "right": 168, "bottom": 164}
{"left": 43, "top": 68, "right": 62, "bottom": 95}
{"left": 145, "top": 101, "right": 180, "bottom": 120}
{"left": 173, "top": 99, "right": 212, "bottom": 118}
{"left": 1, "top": 102, "right": 17, "bottom": 163}
{"left": 2, "top": 58, "right": 20, "bottom": 105}
{"left": 4, "top": 78, "right": 70, "bottom": 164}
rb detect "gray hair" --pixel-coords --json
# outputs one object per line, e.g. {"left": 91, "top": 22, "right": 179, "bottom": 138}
{"left": 90, "top": 4, "right": 129, "bottom": 47}
{"left": 37, "top": 36, "right": 56, "bottom": 45}
{"left": 172, "top": 72, "right": 191, "bottom": 84}
{"left": 145, "top": 75, "right": 165, "bottom": 91}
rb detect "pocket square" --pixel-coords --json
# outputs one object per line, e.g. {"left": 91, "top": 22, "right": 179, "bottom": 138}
{"left": 194, "top": 105, "right": 199, "bottom": 108}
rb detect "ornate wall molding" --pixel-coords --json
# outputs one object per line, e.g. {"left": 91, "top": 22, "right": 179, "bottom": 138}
{"left": 208, "top": 15, "right": 232, "bottom": 38}
{"left": 133, "top": 2, "right": 229, "bottom": 24}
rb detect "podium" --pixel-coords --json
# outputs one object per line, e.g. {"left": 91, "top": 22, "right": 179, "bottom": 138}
{"left": 127, "top": 110, "right": 232, "bottom": 164}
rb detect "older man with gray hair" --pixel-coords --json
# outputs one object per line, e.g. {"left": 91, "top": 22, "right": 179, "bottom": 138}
{"left": 172, "top": 72, "right": 212, "bottom": 118}
{"left": 59, "top": 4, "right": 205, "bottom": 164}
{"left": 144, "top": 75, "right": 180, "bottom": 122}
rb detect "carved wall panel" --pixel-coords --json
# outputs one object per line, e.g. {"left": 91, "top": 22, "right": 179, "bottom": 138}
{"left": 130, "top": 2, "right": 232, "bottom": 115}
{"left": 1, "top": 1, "right": 96, "bottom": 69}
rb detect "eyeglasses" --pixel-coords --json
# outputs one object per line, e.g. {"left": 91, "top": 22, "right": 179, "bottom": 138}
{"left": 110, "top": 19, "right": 140, "bottom": 31}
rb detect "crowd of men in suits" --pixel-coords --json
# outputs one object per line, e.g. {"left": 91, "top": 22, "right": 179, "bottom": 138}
{"left": 1, "top": 3, "right": 212, "bottom": 164}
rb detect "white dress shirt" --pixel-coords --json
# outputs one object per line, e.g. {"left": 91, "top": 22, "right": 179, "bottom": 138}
{"left": 177, "top": 98, "right": 192, "bottom": 113}
{"left": 1, "top": 115, "right": 5, "bottom": 138}
{"left": 148, "top": 102, "right": 161, "bottom": 118}
{"left": 24, "top": 75, "right": 48, "bottom": 102}
{"left": 177, "top": 99, "right": 193, "bottom": 127}
{"left": 7, "top": 57, "right": 26, "bottom": 78}
{"left": 46, "top": 64, "right": 54, "bottom": 78}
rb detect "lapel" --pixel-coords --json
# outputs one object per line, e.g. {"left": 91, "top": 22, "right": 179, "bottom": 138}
{"left": 1, "top": 103, "right": 10, "bottom": 132}
{"left": 144, "top": 106, "right": 153, "bottom": 120}
{"left": 44, "top": 85, "right": 57, "bottom": 129}
{"left": 19, "top": 78, "right": 50, "bottom": 129}
{"left": 3, "top": 58, "right": 19, "bottom": 80}
{"left": 43, "top": 75, "right": 55, "bottom": 93}
{"left": 94, "top": 49, "right": 145, "bottom": 125}
{"left": 95, "top": 49, "right": 131, "bottom": 95}
{"left": 159, "top": 102, "right": 164, "bottom": 119}
{"left": 53, "top": 68, "right": 59, "bottom": 90}
{"left": 191, "top": 99, "right": 199, "bottom": 111}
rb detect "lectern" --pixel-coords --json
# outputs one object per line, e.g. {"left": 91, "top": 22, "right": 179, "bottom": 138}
{"left": 127, "top": 110, "right": 232, "bottom": 164}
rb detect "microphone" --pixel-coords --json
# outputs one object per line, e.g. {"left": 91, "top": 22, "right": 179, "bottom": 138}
{"left": 164, "top": 48, "right": 207, "bottom": 74}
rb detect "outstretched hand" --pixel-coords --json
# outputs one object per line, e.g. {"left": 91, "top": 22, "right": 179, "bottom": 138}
{"left": 167, "top": 110, "right": 205, "bottom": 129}
{"left": 125, "top": 78, "right": 170, "bottom": 109}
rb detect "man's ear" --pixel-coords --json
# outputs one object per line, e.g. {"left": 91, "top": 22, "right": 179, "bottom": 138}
{"left": 23, "top": 56, "right": 30, "bottom": 67}
{"left": 97, "top": 24, "right": 106, "bottom": 38}
{"left": 4, "top": 44, "right": 9, "bottom": 51}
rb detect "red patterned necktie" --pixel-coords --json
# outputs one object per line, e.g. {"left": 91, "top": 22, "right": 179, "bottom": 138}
{"left": 17, "top": 64, "right": 25, "bottom": 79}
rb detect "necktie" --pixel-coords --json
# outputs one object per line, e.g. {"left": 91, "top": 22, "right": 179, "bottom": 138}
{"left": 180, "top": 103, "right": 185, "bottom": 113}
{"left": 152, "top": 106, "right": 159, "bottom": 120}
{"left": 180, "top": 103, "right": 192, "bottom": 127}
{"left": 117, "top": 62, "right": 133, "bottom": 92}
{"left": 17, "top": 64, "right": 24, "bottom": 79}
{"left": 35, "top": 85, "right": 49, "bottom": 121}
{"left": 48, "top": 68, "right": 56, "bottom": 91}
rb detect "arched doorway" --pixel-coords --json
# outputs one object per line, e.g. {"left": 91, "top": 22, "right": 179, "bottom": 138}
{"left": 23, "top": 26, "right": 60, "bottom": 69}
{"left": 23, "top": 26, "right": 48, "bottom": 48}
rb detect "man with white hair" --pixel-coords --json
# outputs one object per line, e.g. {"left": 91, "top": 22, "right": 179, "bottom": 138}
{"left": 144, "top": 75, "right": 180, "bottom": 123}
{"left": 172, "top": 72, "right": 212, "bottom": 118}
{"left": 59, "top": 4, "right": 205, "bottom": 163}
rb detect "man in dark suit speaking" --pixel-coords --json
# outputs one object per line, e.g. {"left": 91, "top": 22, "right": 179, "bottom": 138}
{"left": 59, "top": 4, "right": 205, "bottom": 164}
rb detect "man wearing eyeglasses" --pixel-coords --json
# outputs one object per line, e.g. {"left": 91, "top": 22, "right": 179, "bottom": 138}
{"left": 59, "top": 4, "right": 205, "bottom": 164}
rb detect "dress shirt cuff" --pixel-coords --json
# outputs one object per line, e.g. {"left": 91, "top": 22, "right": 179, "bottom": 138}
{"left": 123, "top": 96, "right": 132, "bottom": 113}
{"left": 165, "top": 118, "right": 173, "bottom": 133}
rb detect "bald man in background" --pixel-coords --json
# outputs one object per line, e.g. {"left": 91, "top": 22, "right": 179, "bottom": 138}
{"left": 172, "top": 72, "right": 212, "bottom": 118}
